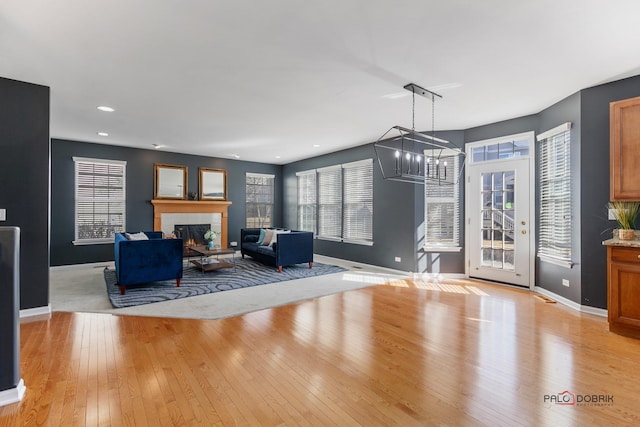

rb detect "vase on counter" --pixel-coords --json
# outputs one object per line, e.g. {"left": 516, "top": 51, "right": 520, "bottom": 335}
{"left": 618, "top": 229, "right": 635, "bottom": 240}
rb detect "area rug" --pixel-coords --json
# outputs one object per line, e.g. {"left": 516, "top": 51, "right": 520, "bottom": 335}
{"left": 104, "top": 258, "right": 347, "bottom": 308}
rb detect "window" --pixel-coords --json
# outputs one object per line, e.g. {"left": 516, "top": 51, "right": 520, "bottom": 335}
{"left": 342, "top": 160, "right": 373, "bottom": 242}
{"left": 424, "top": 150, "right": 461, "bottom": 249}
{"left": 73, "top": 157, "right": 126, "bottom": 245}
{"left": 297, "top": 159, "right": 373, "bottom": 245}
{"left": 246, "top": 173, "right": 275, "bottom": 227}
{"left": 296, "top": 170, "right": 316, "bottom": 232}
{"left": 317, "top": 165, "right": 343, "bottom": 240}
{"left": 537, "top": 122, "right": 572, "bottom": 267}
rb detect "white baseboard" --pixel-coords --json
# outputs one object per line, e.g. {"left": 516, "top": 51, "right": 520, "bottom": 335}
{"left": 581, "top": 305, "right": 608, "bottom": 317}
{"left": 50, "top": 261, "right": 114, "bottom": 271}
{"left": 0, "top": 379, "right": 26, "bottom": 407}
{"left": 534, "top": 287, "right": 607, "bottom": 317}
{"left": 20, "top": 304, "right": 51, "bottom": 319}
{"left": 315, "top": 254, "right": 467, "bottom": 279}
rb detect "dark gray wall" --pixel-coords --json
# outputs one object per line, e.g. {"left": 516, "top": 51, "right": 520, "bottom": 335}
{"left": 537, "top": 92, "right": 582, "bottom": 303}
{"left": 51, "top": 139, "right": 282, "bottom": 266}
{"left": 283, "top": 144, "right": 416, "bottom": 271}
{"left": 282, "top": 131, "right": 466, "bottom": 273}
{"left": 579, "top": 75, "right": 640, "bottom": 309}
{"left": 0, "top": 77, "right": 50, "bottom": 310}
{"left": 24, "top": 72, "right": 640, "bottom": 310}
{"left": 415, "top": 130, "right": 466, "bottom": 274}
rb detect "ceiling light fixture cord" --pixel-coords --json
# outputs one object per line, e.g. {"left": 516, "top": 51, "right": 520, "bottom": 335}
{"left": 412, "top": 88, "right": 416, "bottom": 131}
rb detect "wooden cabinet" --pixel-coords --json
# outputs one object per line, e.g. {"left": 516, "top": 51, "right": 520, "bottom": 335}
{"left": 607, "top": 245, "right": 640, "bottom": 338}
{"left": 610, "top": 95, "right": 640, "bottom": 200}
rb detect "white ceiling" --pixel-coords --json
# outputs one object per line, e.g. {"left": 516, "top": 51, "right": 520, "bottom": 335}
{"left": 2, "top": 1, "right": 640, "bottom": 164}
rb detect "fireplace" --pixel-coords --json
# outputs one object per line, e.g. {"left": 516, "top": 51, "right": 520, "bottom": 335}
{"left": 151, "top": 200, "right": 232, "bottom": 248}
{"left": 174, "top": 224, "right": 210, "bottom": 247}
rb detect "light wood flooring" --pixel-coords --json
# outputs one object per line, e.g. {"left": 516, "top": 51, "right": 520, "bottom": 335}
{"left": 2, "top": 277, "right": 640, "bottom": 426}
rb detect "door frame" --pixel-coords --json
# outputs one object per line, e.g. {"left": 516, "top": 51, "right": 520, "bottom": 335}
{"left": 464, "top": 132, "right": 536, "bottom": 290}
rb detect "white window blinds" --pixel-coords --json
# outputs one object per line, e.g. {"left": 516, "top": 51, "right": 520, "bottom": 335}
{"left": 317, "top": 165, "right": 342, "bottom": 240}
{"left": 425, "top": 152, "right": 460, "bottom": 247}
{"left": 246, "top": 173, "right": 275, "bottom": 228}
{"left": 296, "top": 170, "right": 317, "bottom": 232}
{"left": 297, "top": 159, "right": 373, "bottom": 244}
{"left": 342, "top": 160, "right": 373, "bottom": 243}
{"left": 537, "top": 122, "right": 572, "bottom": 266}
{"left": 73, "top": 157, "right": 126, "bottom": 244}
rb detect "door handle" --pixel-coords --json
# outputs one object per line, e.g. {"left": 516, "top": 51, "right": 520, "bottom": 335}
{"left": 521, "top": 230, "right": 527, "bottom": 235}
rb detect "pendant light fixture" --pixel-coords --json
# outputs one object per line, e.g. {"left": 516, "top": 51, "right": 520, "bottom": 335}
{"left": 374, "top": 83, "right": 465, "bottom": 185}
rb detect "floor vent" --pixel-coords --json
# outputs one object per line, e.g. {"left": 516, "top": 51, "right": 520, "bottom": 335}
{"left": 534, "top": 294, "right": 556, "bottom": 303}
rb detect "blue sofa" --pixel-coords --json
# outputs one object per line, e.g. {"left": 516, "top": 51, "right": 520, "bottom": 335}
{"left": 114, "top": 231, "right": 183, "bottom": 295}
{"left": 240, "top": 228, "right": 314, "bottom": 272}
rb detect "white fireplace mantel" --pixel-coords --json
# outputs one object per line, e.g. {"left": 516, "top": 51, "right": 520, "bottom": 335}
{"left": 150, "top": 200, "right": 232, "bottom": 248}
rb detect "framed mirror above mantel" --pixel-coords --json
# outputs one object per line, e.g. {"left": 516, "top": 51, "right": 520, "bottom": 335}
{"left": 150, "top": 200, "right": 232, "bottom": 248}
{"left": 199, "top": 168, "right": 227, "bottom": 201}
{"left": 154, "top": 163, "right": 187, "bottom": 199}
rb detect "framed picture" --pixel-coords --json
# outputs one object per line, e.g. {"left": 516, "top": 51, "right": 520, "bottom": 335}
{"left": 199, "top": 168, "right": 227, "bottom": 200}
{"left": 154, "top": 163, "right": 187, "bottom": 199}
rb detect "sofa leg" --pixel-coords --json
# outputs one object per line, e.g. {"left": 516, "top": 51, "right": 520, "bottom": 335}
{"left": 242, "top": 253, "right": 245, "bottom": 259}
{"left": 309, "top": 262, "right": 313, "bottom": 269}
{"left": 119, "top": 285, "right": 126, "bottom": 295}
{"left": 176, "top": 278, "right": 181, "bottom": 287}
{"left": 278, "top": 266, "right": 283, "bottom": 273}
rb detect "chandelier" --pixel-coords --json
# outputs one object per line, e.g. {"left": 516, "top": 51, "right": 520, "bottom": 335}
{"left": 374, "top": 83, "right": 465, "bottom": 185}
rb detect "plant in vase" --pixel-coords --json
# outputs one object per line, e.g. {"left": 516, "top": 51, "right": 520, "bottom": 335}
{"left": 204, "top": 229, "right": 218, "bottom": 249}
{"left": 609, "top": 201, "right": 640, "bottom": 240}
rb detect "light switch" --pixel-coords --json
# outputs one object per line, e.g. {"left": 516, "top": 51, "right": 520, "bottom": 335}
{"left": 0, "top": 209, "right": 5, "bottom": 221}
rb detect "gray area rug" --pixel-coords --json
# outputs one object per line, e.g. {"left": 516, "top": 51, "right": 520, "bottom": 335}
{"left": 104, "top": 258, "right": 347, "bottom": 308}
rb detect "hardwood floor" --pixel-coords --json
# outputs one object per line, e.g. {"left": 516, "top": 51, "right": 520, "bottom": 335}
{"left": 2, "top": 277, "right": 640, "bottom": 426}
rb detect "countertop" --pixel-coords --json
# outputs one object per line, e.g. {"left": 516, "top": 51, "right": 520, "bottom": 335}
{"left": 602, "top": 230, "right": 640, "bottom": 247}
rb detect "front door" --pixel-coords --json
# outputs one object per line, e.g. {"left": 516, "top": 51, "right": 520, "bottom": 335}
{"left": 466, "top": 133, "right": 534, "bottom": 288}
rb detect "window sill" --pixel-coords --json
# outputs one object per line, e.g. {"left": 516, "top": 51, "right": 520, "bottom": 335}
{"left": 537, "top": 254, "right": 573, "bottom": 269}
{"left": 72, "top": 239, "right": 113, "bottom": 246}
{"left": 422, "top": 246, "right": 462, "bottom": 253}
{"left": 316, "top": 237, "right": 374, "bottom": 246}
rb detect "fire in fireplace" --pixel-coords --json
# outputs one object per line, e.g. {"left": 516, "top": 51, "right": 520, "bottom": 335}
{"left": 174, "top": 224, "right": 211, "bottom": 248}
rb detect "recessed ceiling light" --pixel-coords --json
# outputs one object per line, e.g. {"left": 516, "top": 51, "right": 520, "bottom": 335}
{"left": 152, "top": 144, "right": 164, "bottom": 149}
{"left": 313, "top": 144, "right": 320, "bottom": 148}
{"left": 97, "top": 105, "right": 115, "bottom": 112}
{"left": 97, "top": 132, "right": 109, "bottom": 137}
{"left": 229, "top": 154, "right": 240, "bottom": 159}
{"left": 275, "top": 155, "right": 281, "bottom": 159}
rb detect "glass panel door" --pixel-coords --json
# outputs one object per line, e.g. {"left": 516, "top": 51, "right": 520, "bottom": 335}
{"left": 468, "top": 158, "right": 530, "bottom": 287}
{"left": 480, "top": 171, "right": 515, "bottom": 271}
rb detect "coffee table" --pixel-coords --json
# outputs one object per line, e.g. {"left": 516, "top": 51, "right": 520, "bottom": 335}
{"left": 187, "top": 246, "right": 236, "bottom": 272}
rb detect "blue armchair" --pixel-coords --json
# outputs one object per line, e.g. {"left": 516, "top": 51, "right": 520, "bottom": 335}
{"left": 114, "top": 231, "right": 183, "bottom": 295}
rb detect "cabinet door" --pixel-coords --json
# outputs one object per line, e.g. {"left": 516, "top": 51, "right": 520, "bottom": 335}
{"left": 609, "top": 260, "right": 640, "bottom": 328}
{"left": 610, "top": 95, "right": 640, "bottom": 200}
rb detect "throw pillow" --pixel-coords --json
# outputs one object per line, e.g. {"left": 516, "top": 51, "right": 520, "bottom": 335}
{"left": 244, "top": 235, "right": 259, "bottom": 243}
{"left": 261, "top": 229, "right": 275, "bottom": 246}
{"left": 256, "top": 229, "right": 267, "bottom": 245}
{"left": 125, "top": 232, "right": 149, "bottom": 241}
{"left": 270, "top": 229, "right": 291, "bottom": 247}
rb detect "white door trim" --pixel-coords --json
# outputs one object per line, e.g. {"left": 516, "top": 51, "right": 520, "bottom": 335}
{"left": 464, "top": 132, "right": 536, "bottom": 290}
